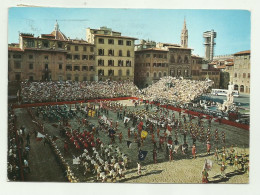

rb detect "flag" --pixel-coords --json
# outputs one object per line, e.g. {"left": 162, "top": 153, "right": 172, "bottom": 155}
{"left": 36, "top": 132, "right": 45, "bottom": 141}
{"left": 203, "top": 159, "right": 213, "bottom": 171}
{"left": 73, "top": 157, "right": 80, "bottom": 165}
{"left": 138, "top": 150, "right": 148, "bottom": 161}
{"left": 91, "top": 110, "right": 95, "bottom": 117}
{"left": 124, "top": 117, "right": 130, "bottom": 123}
{"left": 127, "top": 141, "right": 132, "bottom": 148}
{"left": 141, "top": 130, "right": 148, "bottom": 139}
{"left": 88, "top": 110, "right": 92, "bottom": 117}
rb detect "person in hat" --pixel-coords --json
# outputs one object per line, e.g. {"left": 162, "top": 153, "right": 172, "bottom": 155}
{"left": 192, "top": 144, "right": 196, "bottom": 159}
{"left": 220, "top": 162, "right": 226, "bottom": 178}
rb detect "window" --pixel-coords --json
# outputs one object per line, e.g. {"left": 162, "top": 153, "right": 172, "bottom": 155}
{"left": 82, "top": 55, "right": 88, "bottom": 60}
{"left": 43, "top": 41, "right": 49, "bottom": 48}
{"left": 126, "top": 60, "right": 131, "bottom": 67}
{"left": 119, "top": 50, "right": 123, "bottom": 57}
{"left": 75, "top": 76, "right": 79, "bottom": 81}
{"left": 27, "top": 40, "right": 35, "bottom": 47}
{"left": 234, "top": 73, "right": 237, "bottom": 78}
{"left": 83, "top": 46, "right": 87, "bottom": 51}
{"left": 29, "top": 55, "right": 33, "bottom": 59}
{"left": 13, "top": 54, "right": 22, "bottom": 59}
{"left": 118, "top": 69, "right": 122, "bottom": 76}
{"left": 108, "top": 49, "right": 114, "bottom": 56}
{"left": 44, "top": 55, "right": 49, "bottom": 60}
{"left": 153, "top": 54, "right": 157, "bottom": 58}
{"left": 177, "top": 56, "right": 182, "bottom": 63}
{"left": 170, "top": 70, "right": 175, "bottom": 76}
{"left": 67, "top": 75, "right": 71, "bottom": 80}
{"left": 66, "top": 54, "right": 72, "bottom": 60}
{"left": 98, "top": 38, "right": 104, "bottom": 44}
{"left": 45, "top": 64, "right": 48, "bottom": 69}
{"left": 89, "top": 55, "right": 95, "bottom": 60}
{"left": 89, "top": 66, "right": 94, "bottom": 71}
{"left": 163, "top": 54, "right": 167, "bottom": 59}
{"left": 29, "top": 76, "right": 34, "bottom": 81}
{"left": 58, "top": 42, "right": 62, "bottom": 48}
{"left": 118, "top": 60, "right": 124, "bottom": 67}
{"left": 153, "top": 72, "right": 157, "bottom": 78}
{"left": 59, "top": 64, "right": 63, "bottom": 70}
{"left": 127, "top": 50, "right": 131, "bottom": 57}
{"left": 108, "top": 69, "right": 114, "bottom": 76}
{"left": 243, "top": 73, "right": 246, "bottom": 78}
{"left": 82, "top": 66, "right": 88, "bottom": 71}
{"left": 66, "top": 65, "right": 72, "bottom": 71}
{"left": 108, "top": 39, "right": 114, "bottom": 44}
{"left": 126, "top": 69, "right": 130, "bottom": 76}
{"left": 75, "top": 46, "right": 79, "bottom": 51}
{"left": 108, "top": 60, "right": 114, "bottom": 66}
{"left": 184, "top": 56, "right": 189, "bottom": 63}
{"left": 98, "top": 49, "right": 104, "bottom": 56}
{"left": 170, "top": 55, "right": 175, "bottom": 63}
{"left": 146, "top": 63, "right": 150, "bottom": 67}
{"left": 146, "top": 54, "right": 150, "bottom": 58}
{"left": 153, "top": 63, "right": 156, "bottom": 67}
{"left": 163, "top": 72, "right": 167, "bottom": 76}
{"left": 83, "top": 76, "right": 87, "bottom": 81}
{"left": 74, "top": 55, "right": 80, "bottom": 60}
{"left": 74, "top": 66, "right": 80, "bottom": 71}
{"left": 126, "top": 41, "right": 131, "bottom": 46}
{"left": 59, "top": 56, "right": 63, "bottom": 61}
{"left": 146, "top": 72, "right": 149, "bottom": 77}
{"left": 98, "top": 59, "right": 104, "bottom": 66}
{"left": 158, "top": 72, "right": 162, "bottom": 77}
{"left": 98, "top": 69, "right": 104, "bottom": 76}
{"left": 118, "top": 40, "right": 123, "bottom": 45}
{"left": 67, "top": 45, "right": 71, "bottom": 50}
{"left": 29, "top": 63, "right": 33, "bottom": 69}
{"left": 159, "top": 54, "right": 163, "bottom": 58}
{"left": 248, "top": 73, "right": 250, "bottom": 78}
{"left": 90, "top": 47, "right": 94, "bottom": 52}
{"left": 14, "top": 61, "right": 21, "bottom": 69}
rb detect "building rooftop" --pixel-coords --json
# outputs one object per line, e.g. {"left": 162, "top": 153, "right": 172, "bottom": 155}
{"left": 94, "top": 34, "right": 138, "bottom": 40}
{"left": 8, "top": 47, "right": 23, "bottom": 52}
{"left": 234, "top": 50, "right": 250, "bottom": 55}
{"left": 135, "top": 48, "right": 168, "bottom": 52}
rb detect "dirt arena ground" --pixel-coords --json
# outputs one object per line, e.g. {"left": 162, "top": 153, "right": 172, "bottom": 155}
{"left": 14, "top": 99, "right": 249, "bottom": 183}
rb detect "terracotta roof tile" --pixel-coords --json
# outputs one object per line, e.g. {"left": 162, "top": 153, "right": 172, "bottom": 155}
{"left": 234, "top": 50, "right": 250, "bottom": 55}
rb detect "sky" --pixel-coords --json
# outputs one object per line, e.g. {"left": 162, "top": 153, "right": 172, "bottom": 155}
{"left": 8, "top": 8, "right": 250, "bottom": 57}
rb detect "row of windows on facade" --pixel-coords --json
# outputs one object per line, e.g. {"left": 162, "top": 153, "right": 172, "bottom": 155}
{"left": 136, "top": 63, "right": 169, "bottom": 68}
{"left": 233, "top": 84, "right": 250, "bottom": 93}
{"left": 25, "top": 40, "right": 94, "bottom": 52}
{"left": 98, "top": 49, "right": 132, "bottom": 57}
{"left": 192, "top": 70, "right": 220, "bottom": 76}
{"left": 66, "top": 54, "right": 95, "bottom": 60}
{"left": 136, "top": 71, "right": 168, "bottom": 78}
{"left": 135, "top": 53, "right": 167, "bottom": 59}
{"left": 98, "top": 38, "right": 132, "bottom": 46}
{"left": 234, "top": 73, "right": 250, "bottom": 78}
{"left": 14, "top": 74, "right": 95, "bottom": 82}
{"left": 170, "top": 55, "right": 189, "bottom": 64}
{"left": 13, "top": 61, "right": 95, "bottom": 72}
{"left": 98, "top": 69, "right": 131, "bottom": 76}
{"left": 98, "top": 59, "right": 132, "bottom": 67}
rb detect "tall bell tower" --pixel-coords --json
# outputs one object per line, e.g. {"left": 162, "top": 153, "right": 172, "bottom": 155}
{"left": 181, "top": 18, "right": 188, "bottom": 48}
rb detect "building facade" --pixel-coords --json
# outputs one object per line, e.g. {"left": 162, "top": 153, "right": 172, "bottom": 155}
{"left": 134, "top": 48, "right": 168, "bottom": 88}
{"left": 8, "top": 22, "right": 95, "bottom": 82}
{"left": 86, "top": 26, "right": 137, "bottom": 81}
{"left": 231, "top": 50, "right": 250, "bottom": 94}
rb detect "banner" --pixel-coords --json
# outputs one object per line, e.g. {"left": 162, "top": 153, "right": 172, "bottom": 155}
{"left": 141, "top": 130, "right": 148, "bottom": 139}
{"left": 124, "top": 117, "right": 131, "bottom": 123}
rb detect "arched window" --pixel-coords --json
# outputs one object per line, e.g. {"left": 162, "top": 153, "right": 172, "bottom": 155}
{"left": 170, "top": 55, "right": 175, "bottom": 63}
{"left": 163, "top": 72, "right": 167, "bottom": 77}
{"left": 234, "top": 73, "right": 237, "bottom": 78}
{"left": 240, "top": 85, "right": 244, "bottom": 92}
{"left": 184, "top": 56, "right": 189, "bottom": 63}
{"left": 177, "top": 56, "right": 182, "bottom": 63}
{"left": 146, "top": 72, "right": 150, "bottom": 77}
{"left": 234, "top": 84, "right": 238, "bottom": 90}
{"left": 153, "top": 72, "right": 157, "bottom": 78}
{"left": 158, "top": 72, "right": 162, "bottom": 78}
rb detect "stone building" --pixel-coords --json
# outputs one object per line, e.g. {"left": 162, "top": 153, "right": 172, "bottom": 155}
{"left": 191, "top": 55, "right": 203, "bottom": 81}
{"left": 231, "top": 50, "right": 250, "bottom": 94}
{"left": 8, "top": 22, "right": 95, "bottom": 82}
{"left": 134, "top": 48, "right": 168, "bottom": 88}
{"left": 134, "top": 19, "right": 192, "bottom": 87}
{"left": 86, "top": 26, "right": 137, "bottom": 81}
